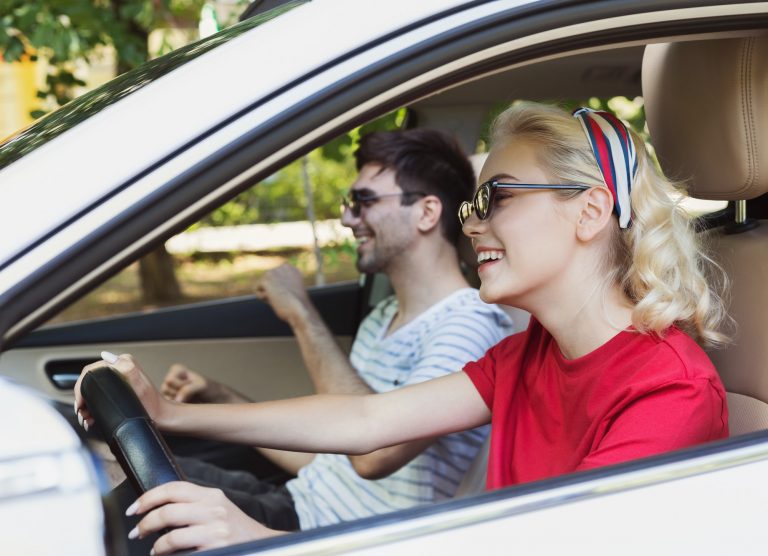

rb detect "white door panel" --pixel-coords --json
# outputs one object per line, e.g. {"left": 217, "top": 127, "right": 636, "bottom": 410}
{"left": 0, "top": 335, "right": 353, "bottom": 404}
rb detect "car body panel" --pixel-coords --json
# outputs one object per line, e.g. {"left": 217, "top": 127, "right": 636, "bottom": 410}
{"left": 0, "top": 380, "right": 104, "bottom": 555}
{"left": 0, "top": 281, "right": 359, "bottom": 399}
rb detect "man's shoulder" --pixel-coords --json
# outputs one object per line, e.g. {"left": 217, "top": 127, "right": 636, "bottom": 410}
{"left": 418, "top": 288, "right": 515, "bottom": 347}
{"left": 437, "top": 288, "right": 515, "bottom": 328}
{"left": 364, "top": 294, "right": 398, "bottom": 323}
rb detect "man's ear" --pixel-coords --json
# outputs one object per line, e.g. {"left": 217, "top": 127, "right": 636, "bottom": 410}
{"left": 416, "top": 195, "right": 443, "bottom": 233}
{"left": 575, "top": 187, "right": 614, "bottom": 242}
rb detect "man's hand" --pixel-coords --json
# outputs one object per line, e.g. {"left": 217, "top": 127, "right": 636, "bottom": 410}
{"left": 161, "top": 364, "right": 250, "bottom": 404}
{"left": 254, "top": 264, "right": 312, "bottom": 325}
{"left": 161, "top": 364, "right": 212, "bottom": 403}
{"left": 126, "top": 481, "right": 285, "bottom": 555}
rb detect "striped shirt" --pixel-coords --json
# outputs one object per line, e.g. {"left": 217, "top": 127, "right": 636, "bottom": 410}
{"left": 286, "top": 288, "right": 514, "bottom": 529}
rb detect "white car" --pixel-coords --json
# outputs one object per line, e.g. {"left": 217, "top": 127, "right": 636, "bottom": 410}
{"left": 1, "top": 1, "right": 767, "bottom": 554}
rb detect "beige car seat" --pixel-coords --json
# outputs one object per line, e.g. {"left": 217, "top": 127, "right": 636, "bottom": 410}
{"left": 643, "top": 36, "right": 768, "bottom": 436}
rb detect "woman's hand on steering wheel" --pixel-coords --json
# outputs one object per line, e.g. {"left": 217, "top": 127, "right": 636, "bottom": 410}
{"left": 126, "top": 481, "right": 285, "bottom": 554}
{"left": 74, "top": 353, "right": 172, "bottom": 431}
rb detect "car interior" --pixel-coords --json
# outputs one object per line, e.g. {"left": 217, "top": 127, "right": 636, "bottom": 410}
{"left": 643, "top": 35, "right": 768, "bottom": 437}
{"left": 1, "top": 12, "right": 768, "bottom": 551}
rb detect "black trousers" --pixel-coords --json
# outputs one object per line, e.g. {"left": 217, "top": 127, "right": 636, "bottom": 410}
{"left": 111, "top": 439, "right": 299, "bottom": 555}
{"left": 175, "top": 456, "right": 300, "bottom": 531}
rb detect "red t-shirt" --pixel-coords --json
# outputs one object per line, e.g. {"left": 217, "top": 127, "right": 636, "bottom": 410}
{"left": 463, "top": 318, "right": 728, "bottom": 490}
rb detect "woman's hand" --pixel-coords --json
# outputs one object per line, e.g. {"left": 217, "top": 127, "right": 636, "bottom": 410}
{"left": 74, "top": 353, "right": 172, "bottom": 430}
{"left": 126, "top": 481, "right": 285, "bottom": 554}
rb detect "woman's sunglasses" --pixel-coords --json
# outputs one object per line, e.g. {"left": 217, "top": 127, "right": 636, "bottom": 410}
{"left": 458, "top": 181, "right": 590, "bottom": 225}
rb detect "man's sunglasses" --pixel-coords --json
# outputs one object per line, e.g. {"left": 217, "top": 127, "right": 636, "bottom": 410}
{"left": 458, "top": 181, "right": 590, "bottom": 225}
{"left": 341, "top": 190, "right": 427, "bottom": 218}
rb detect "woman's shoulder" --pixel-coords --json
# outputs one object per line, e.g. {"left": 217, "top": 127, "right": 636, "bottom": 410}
{"left": 637, "top": 327, "right": 721, "bottom": 383}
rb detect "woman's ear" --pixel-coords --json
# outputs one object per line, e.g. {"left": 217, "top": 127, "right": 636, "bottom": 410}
{"left": 416, "top": 195, "right": 443, "bottom": 233}
{"left": 575, "top": 187, "right": 614, "bottom": 242}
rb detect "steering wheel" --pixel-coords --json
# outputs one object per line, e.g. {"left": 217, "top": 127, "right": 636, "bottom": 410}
{"left": 80, "top": 366, "right": 185, "bottom": 493}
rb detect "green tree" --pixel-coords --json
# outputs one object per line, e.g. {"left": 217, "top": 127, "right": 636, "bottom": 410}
{"left": 198, "top": 108, "right": 407, "bottom": 228}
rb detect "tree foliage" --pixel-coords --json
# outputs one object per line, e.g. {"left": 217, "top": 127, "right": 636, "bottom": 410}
{"left": 0, "top": 0, "right": 205, "bottom": 111}
{"left": 197, "top": 109, "right": 406, "bottom": 228}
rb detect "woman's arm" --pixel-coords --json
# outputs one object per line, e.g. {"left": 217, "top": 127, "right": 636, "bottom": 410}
{"left": 74, "top": 354, "right": 490, "bottom": 455}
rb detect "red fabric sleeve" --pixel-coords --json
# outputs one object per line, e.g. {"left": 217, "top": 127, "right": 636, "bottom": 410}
{"left": 577, "top": 378, "right": 728, "bottom": 471}
{"left": 462, "top": 344, "right": 500, "bottom": 410}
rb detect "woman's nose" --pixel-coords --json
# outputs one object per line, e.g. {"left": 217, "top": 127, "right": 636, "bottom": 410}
{"left": 461, "top": 210, "right": 485, "bottom": 237}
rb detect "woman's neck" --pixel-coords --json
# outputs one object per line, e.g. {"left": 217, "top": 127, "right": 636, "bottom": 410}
{"left": 534, "top": 282, "right": 634, "bottom": 360}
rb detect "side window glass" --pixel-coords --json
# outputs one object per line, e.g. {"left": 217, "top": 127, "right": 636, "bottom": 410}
{"left": 47, "top": 151, "right": 356, "bottom": 325}
{"left": 46, "top": 111, "right": 407, "bottom": 326}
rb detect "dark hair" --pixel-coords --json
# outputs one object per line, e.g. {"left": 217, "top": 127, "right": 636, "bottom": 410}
{"left": 354, "top": 129, "right": 475, "bottom": 243}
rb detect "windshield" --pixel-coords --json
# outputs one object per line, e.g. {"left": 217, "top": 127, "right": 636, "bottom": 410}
{"left": 0, "top": 0, "right": 306, "bottom": 171}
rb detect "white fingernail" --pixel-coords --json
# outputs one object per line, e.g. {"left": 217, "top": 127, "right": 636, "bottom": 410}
{"left": 101, "top": 351, "right": 119, "bottom": 364}
{"left": 126, "top": 500, "right": 139, "bottom": 516}
{"left": 128, "top": 526, "right": 139, "bottom": 540}
{"left": 83, "top": 420, "right": 89, "bottom": 432}
{"left": 77, "top": 411, "right": 84, "bottom": 427}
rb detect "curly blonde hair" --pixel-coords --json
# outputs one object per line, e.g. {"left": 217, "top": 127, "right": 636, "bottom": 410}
{"left": 490, "top": 102, "right": 730, "bottom": 347}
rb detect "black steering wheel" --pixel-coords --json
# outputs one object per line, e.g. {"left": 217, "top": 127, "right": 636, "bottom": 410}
{"left": 80, "top": 366, "right": 185, "bottom": 493}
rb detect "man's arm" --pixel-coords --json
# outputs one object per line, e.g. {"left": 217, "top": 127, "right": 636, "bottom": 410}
{"left": 285, "top": 300, "right": 373, "bottom": 395}
{"left": 255, "top": 264, "right": 372, "bottom": 395}
{"left": 256, "top": 265, "right": 442, "bottom": 477}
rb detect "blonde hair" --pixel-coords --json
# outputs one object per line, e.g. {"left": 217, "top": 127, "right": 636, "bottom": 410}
{"left": 490, "top": 102, "right": 730, "bottom": 347}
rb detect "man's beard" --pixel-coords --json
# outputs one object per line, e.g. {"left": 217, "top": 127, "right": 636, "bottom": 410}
{"left": 356, "top": 250, "right": 386, "bottom": 274}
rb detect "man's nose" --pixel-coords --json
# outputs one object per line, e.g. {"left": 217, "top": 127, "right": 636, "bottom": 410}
{"left": 340, "top": 204, "right": 359, "bottom": 227}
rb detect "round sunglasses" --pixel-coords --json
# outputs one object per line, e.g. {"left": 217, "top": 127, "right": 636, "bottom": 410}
{"left": 458, "top": 180, "right": 589, "bottom": 225}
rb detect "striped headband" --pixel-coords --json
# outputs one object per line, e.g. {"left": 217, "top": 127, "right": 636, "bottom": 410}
{"left": 573, "top": 108, "right": 638, "bottom": 229}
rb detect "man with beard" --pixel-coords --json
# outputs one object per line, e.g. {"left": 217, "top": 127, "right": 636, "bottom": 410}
{"left": 156, "top": 129, "right": 514, "bottom": 532}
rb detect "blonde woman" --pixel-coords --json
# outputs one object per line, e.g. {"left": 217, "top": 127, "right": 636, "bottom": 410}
{"left": 76, "top": 102, "right": 730, "bottom": 554}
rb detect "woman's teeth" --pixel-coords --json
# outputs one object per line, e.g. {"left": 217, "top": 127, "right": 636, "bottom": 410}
{"left": 477, "top": 250, "right": 504, "bottom": 264}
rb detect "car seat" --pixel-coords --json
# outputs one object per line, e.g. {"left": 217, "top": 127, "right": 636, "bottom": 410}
{"left": 643, "top": 36, "right": 768, "bottom": 435}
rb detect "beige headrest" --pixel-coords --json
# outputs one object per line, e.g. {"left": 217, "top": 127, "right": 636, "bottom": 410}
{"left": 643, "top": 37, "right": 768, "bottom": 200}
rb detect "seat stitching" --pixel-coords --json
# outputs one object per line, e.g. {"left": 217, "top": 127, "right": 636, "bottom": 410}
{"left": 741, "top": 38, "right": 757, "bottom": 189}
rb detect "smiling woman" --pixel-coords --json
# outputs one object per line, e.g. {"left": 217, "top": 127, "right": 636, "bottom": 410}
{"left": 461, "top": 100, "right": 730, "bottom": 487}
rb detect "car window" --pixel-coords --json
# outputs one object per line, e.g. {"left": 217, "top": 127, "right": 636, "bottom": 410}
{"left": 44, "top": 106, "right": 408, "bottom": 326}
{"left": 46, "top": 147, "right": 360, "bottom": 325}
{"left": 0, "top": 0, "right": 307, "bottom": 171}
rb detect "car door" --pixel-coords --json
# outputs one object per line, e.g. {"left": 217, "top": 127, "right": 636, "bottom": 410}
{"left": 0, "top": 277, "right": 363, "bottom": 404}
